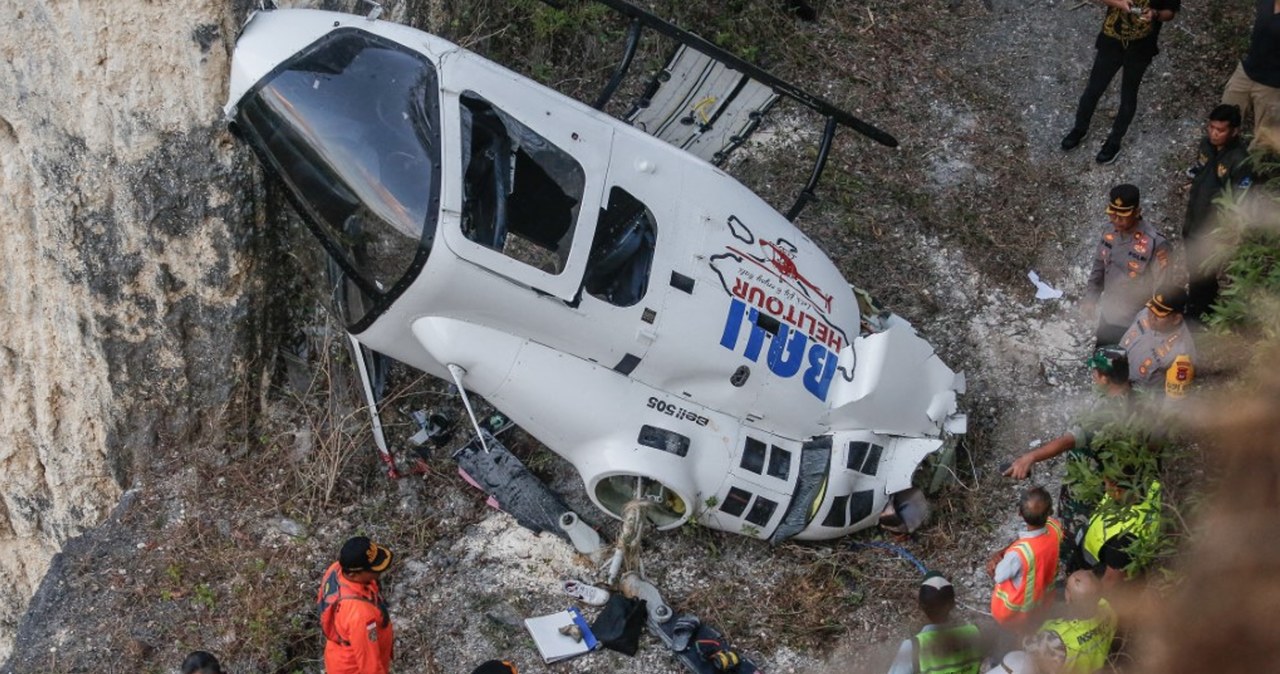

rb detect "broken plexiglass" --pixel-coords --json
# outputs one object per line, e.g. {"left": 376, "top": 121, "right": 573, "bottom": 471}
{"left": 584, "top": 187, "right": 656, "bottom": 306}
{"left": 459, "top": 91, "right": 585, "bottom": 275}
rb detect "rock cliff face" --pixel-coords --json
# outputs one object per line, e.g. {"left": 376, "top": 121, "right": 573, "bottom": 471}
{"left": 0, "top": 0, "right": 267, "bottom": 659}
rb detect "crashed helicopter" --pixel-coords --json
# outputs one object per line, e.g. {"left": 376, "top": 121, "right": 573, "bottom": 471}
{"left": 223, "top": 2, "right": 966, "bottom": 544}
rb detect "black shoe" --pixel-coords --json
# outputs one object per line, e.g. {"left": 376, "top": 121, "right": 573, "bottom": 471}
{"left": 1095, "top": 140, "right": 1121, "bottom": 164}
{"left": 1061, "top": 128, "right": 1086, "bottom": 151}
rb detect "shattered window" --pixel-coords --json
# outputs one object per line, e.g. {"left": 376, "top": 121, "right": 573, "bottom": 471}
{"left": 234, "top": 29, "right": 440, "bottom": 328}
{"left": 741, "top": 437, "right": 766, "bottom": 474}
{"left": 745, "top": 496, "right": 777, "bottom": 526}
{"left": 459, "top": 91, "right": 585, "bottom": 274}
{"left": 584, "top": 187, "right": 656, "bottom": 306}
{"left": 720, "top": 487, "right": 752, "bottom": 517}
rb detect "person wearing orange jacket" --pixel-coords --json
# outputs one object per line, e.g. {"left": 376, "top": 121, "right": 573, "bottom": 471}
{"left": 317, "top": 536, "right": 396, "bottom": 674}
{"left": 987, "top": 487, "right": 1062, "bottom": 633}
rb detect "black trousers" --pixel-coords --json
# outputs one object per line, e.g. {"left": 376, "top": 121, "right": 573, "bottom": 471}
{"left": 1184, "top": 239, "right": 1222, "bottom": 319}
{"left": 1095, "top": 320, "right": 1128, "bottom": 348}
{"left": 1072, "top": 40, "right": 1154, "bottom": 143}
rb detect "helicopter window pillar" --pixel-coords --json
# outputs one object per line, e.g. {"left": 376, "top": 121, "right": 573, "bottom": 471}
{"left": 459, "top": 92, "right": 585, "bottom": 275}
{"left": 583, "top": 187, "right": 656, "bottom": 307}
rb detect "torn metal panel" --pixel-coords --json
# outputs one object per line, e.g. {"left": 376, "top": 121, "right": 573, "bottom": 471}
{"left": 829, "top": 322, "right": 967, "bottom": 437}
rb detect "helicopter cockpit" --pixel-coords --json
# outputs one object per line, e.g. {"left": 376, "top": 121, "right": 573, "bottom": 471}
{"left": 232, "top": 29, "right": 441, "bottom": 328}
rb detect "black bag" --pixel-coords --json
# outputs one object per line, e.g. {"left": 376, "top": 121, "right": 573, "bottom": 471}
{"left": 590, "top": 594, "right": 648, "bottom": 656}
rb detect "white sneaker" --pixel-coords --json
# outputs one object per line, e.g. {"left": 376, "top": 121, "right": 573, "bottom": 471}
{"left": 562, "top": 579, "right": 610, "bottom": 606}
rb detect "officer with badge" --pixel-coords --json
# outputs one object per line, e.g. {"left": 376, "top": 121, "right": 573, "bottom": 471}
{"left": 1083, "top": 184, "right": 1171, "bottom": 347}
{"left": 1119, "top": 289, "right": 1196, "bottom": 398}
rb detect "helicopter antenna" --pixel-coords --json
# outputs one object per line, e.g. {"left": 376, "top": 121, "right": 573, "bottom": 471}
{"left": 447, "top": 364, "right": 492, "bottom": 453}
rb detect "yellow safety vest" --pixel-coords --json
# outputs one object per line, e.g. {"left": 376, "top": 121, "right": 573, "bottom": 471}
{"left": 1037, "top": 599, "right": 1117, "bottom": 674}
{"left": 1082, "top": 481, "right": 1161, "bottom": 570}
{"left": 913, "top": 623, "right": 982, "bottom": 674}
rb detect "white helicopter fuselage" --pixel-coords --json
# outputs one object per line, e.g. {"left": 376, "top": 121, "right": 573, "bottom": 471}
{"left": 225, "top": 9, "right": 965, "bottom": 541}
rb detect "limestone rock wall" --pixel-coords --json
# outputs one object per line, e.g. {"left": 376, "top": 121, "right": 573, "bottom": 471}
{"left": 0, "top": 0, "right": 266, "bottom": 659}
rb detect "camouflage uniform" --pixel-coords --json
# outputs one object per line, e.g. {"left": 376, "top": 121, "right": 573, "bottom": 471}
{"left": 1120, "top": 307, "right": 1197, "bottom": 392}
{"left": 1085, "top": 221, "right": 1170, "bottom": 345}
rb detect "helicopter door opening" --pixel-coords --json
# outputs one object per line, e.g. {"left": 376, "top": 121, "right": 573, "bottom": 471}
{"left": 583, "top": 186, "right": 657, "bottom": 307}
{"left": 460, "top": 91, "right": 582, "bottom": 274}
{"left": 453, "top": 89, "right": 615, "bottom": 302}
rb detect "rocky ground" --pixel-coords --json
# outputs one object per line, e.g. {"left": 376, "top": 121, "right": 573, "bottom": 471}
{"left": 2, "top": 1, "right": 1257, "bottom": 673}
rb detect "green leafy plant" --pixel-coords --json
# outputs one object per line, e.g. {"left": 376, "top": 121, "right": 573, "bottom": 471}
{"left": 193, "top": 583, "right": 217, "bottom": 609}
{"left": 1207, "top": 150, "right": 1280, "bottom": 337}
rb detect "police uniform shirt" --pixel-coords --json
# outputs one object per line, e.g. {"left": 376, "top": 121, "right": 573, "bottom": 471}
{"left": 1120, "top": 308, "right": 1197, "bottom": 389}
{"left": 1087, "top": 222, "right": 1171, "bottom": 329}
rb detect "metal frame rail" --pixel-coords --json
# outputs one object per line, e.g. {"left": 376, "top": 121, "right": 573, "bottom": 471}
{"left": 539, "top": 0, "right": 897, "bottom": 221}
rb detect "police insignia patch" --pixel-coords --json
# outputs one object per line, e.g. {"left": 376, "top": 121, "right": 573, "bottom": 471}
{"left": 1217, "top": 163, "right": 1228, "bottom": 179}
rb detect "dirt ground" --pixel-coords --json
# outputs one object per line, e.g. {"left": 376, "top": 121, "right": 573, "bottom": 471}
{"left": 3, "top": 1, "right": 1257, "bottom": 673}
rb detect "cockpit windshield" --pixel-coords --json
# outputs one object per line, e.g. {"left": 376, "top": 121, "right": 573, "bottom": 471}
{"left": 233, "top": 29, "right": 441, "bottom": 328}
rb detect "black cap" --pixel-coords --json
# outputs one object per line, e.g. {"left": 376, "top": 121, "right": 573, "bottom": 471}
{"left": 1148, "top": 288, "right": 1188, "bottom": 317}
{"left": 340, "top": 536, "right": 393, "bottom": 573}
{"left": 181, "top": 651, "right": 224, "bottom": 674}
{"left": 1105, "top": 184, "right": 1140, "bottom": 216}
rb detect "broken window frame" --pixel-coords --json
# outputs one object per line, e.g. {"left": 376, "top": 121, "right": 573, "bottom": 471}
{"left": 537, "top": 0, "right": 898, "bottom": 222}
{"left": 458, "top": 90, "right": 586, "bottom": 276}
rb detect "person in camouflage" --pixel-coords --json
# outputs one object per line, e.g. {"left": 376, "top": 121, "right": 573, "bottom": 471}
{"left": 1004, "top": 347, "right": 1134, "bottom": 548}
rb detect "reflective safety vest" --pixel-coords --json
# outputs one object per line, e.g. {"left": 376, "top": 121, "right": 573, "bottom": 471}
{"left": 1037, "top": 599, "right": 1117, "bottom": 674}
{"left": 1082, "top": 482, "right": 1162, "bottom": 570}
{"left": 912, "top": 623, "right": 983, "bottom": 674}
{"left": 991, "top": 518, "right": 1063, "bottom": 626}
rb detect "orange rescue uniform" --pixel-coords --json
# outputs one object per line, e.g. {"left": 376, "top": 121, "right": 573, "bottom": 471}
{"left": 318, "top": 561, "right": 395, "bottom": 674}
{"left": 991, "top": 518, "right": 1063, "bottom": 628}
